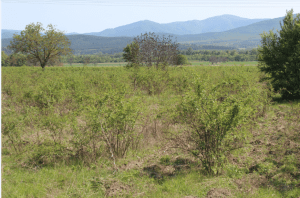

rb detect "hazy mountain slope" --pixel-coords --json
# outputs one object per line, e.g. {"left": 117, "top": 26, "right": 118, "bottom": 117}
{"left": 163, "top": 15, "right": 268, "bottom": 35}
{"left": 85, "top": 20, "right": 166, "bottom": 37}
{"left": 175, "top": 14, "right": 297, "bottom": 44}
{"left": 66, "top": 35, "right": 133, "bottom": 54}
{"left": 84, "top": 15, "right": 269, "bottom": 37}
{"left": 1, "top": 30, "right": 22, "bottom": 39}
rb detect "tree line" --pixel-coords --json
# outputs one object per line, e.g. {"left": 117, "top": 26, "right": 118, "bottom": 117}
{"left": 183, "top": 48, "right": 258, "bottom": 62}
{"left": 1, "top": 51, "right": 125, "bottom": 66}
{"left": 2, "top": 48, "right": 260, "bottom": 67}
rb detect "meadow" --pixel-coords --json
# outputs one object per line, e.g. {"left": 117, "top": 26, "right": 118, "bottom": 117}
{"left": 63, "top": 62, "right": 128, "bottom": 67}
{"left": 52, "top": 61, "right": 259, "bottom": 67}
{"left": 1, "top": 63, "right": 300, "bottom": 197}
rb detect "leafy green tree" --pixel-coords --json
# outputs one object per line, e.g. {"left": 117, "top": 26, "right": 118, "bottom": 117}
{"left": 176, "top": 54, "right": 189, "bottom": 65}
{"left": 250, "top": 48, "right": 258, "bottom": 55}
{"left": 258, "top": 9, "right": 300, "bottom": 99}
{"left": 8, "top": 22, "right": 72, "bottom": 70}
{"left": 83, "top": 56, "right": 90, "bottom": 66}
{"left": 8, "top": 53, "right": 27, "bottom": 66}
{"left": 123, "top": 41, "right": 140, "bottom": 67}
{"left": 186, "top": 47, "right": 193, "bottom": 55}
{"left": 230, "top": 50, "right": 237, "bottom": 56}
{"left": 1, "top": 51, "right": 8, "bottom": 66}
{"left": 67, "top": 55, "right": 74, "bottom": 66}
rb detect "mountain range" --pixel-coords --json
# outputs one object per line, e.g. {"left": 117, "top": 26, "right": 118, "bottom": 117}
{"left": 1, "top": 13, "right": 298, "bottom": 54}
{"left": 83, "top": 15, "right": 269, "bottom": 37}
{"left": 1, "top": 15, "right": 269, "bottom": 38}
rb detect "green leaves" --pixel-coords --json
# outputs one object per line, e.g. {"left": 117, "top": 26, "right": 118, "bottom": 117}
{"left": 258, "top": 9, "right": 300, "bottom": 99}
{"left": 174, "top": 74, "right": 268, "bottom": 174}
{"left": 8, "top": 22, "right": 71, "bottom": 69}
{"left": 123, "top": 42, "right": 140, "bottom": 66}
{"left": 176, "top": 54, "right": 189, "bottom": 65}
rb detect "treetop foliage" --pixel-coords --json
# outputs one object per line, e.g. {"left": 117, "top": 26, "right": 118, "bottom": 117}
{"left": 8, "top": 22, "right": 72, "bottom": 70}
{"left": 258, "top": 9, "right": 300, "bottom": 99}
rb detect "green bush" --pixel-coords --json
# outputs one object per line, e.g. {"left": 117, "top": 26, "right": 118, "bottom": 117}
{"left": 174, "top": 74, "right": 268, "bottom": 174}
{"left": 176, "top": 54, "right": 189, "bottom": 65}
{"left": 258, "top": 9, "right": 300, "bottom": 99}
{"left": 132, "top": 66, "right": 171, "bottom": 95}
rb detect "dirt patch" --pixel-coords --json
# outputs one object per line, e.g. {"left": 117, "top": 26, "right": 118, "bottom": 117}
{"left": 120, "top": 160, "right": 144, "bottom": 171}
{"left": 142, "top": 156, "right": 195, "bottom": 180}
{"left": 206, "top": 188, "right": 233, "bottom": 198}
{"left": 105, "top": 181, "right": 130, "bottom": 197}
{"left": 234, "top": 173, "right": 268, "bottom": 195}
{"left": 143, "top": 164, "right": 168, "bottom": 179}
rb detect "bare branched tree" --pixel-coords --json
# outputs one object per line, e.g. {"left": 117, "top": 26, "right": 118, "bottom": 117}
{"left": 68, "top": 56, "right": 74, "bottom": 66}
{"left": 91, "top": 58, "right": 97, "bottom": 66}
{"left": 83, "top": 56, "right": 90, "bottom": 66}
{"left": 123, "top": 32, "right": 179, "bottom": 67}
{"left": 209, "top": 56, "right": 216, "bottom": 65}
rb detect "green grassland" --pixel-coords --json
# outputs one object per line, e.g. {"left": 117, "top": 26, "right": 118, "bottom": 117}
{"left": 2, "top": 64, "right": 300, "bottom": 197}
{"left": 63, "top": 62, "right": 128, "bottom": 67}
{"left": 189, "top": 61, "right": 258, "bottom": 66}
{"left": 55, "top": 61, "right": 258, "bottom": 67}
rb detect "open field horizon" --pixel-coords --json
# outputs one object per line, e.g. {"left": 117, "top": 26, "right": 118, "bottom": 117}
{"left": 5, "top": 61, "right": 259, "bottom": 68}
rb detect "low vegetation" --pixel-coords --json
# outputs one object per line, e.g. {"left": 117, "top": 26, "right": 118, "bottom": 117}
{"left": 2, "top": 64, "right": 300, "bottom": 197}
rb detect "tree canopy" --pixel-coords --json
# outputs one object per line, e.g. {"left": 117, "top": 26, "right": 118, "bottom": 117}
{"left": 123, "top": 32, "right": 179, "bottom": 67}
{"left": 8, "top": 22, "right": 72, "bottom": 70}
{"left": 1, "top": 51, "right": 8, "bottom": 66}
{"left": 258, "top": 9, "right": 300, "bottom": 99}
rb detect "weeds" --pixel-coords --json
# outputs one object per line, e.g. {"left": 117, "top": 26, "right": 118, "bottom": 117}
{"left": 2, "top": 65, "right": 299, "bottom": 197}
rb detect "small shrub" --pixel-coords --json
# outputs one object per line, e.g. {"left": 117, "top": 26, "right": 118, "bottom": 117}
{"left": 257, "top": 162, "right": 277, "bottom": 177}
{"left": 160, "top": 156, "right": 171, "bottom": 165}
{"left": 173, "top": 75, "right": 266, "bottom": 174}
{"left": 226, "top": 164, "right": 246, "bottom": 178}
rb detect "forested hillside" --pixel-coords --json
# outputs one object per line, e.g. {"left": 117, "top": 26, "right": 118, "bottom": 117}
{"left": 85, "top": 15, "right": 268, "bottom": 37}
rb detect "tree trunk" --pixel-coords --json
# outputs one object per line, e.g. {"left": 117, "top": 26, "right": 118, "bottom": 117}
{"left": 41, "top": 63, "right": 46, "bottom": 71}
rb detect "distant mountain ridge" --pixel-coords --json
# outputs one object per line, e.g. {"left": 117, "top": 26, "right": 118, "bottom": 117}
{"left": 83, "top": 15, "right": 269, "bottom": 37}
{"left": 1, "top": 14, "right": 269, "bottom": 39}
{"left": 175, "top": 14, "right": 297, "bottom": 44}
{"left": 1, "top": 30, "right": 22, "bottom": 39}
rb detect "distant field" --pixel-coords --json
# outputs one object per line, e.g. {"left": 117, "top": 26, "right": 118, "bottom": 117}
{"left": 190, "top": 61, "right": 259, "bottom": 66}
{"left": 63, "top": 62, "right": 128, "bottom": 67}
{"left": 4, "top": 61, "right": 258, "bottom": 68}
{"left": 58, "top": 61, "right": 259, "bottom": 67}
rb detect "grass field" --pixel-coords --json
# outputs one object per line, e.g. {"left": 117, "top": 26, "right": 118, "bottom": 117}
{"left": 63, "top": 62, "right": 128, "bottom": 67}
{"left": 189, "top": 61, "right": 259, "bottom": 66}
{"left": 2, "top": 64, "right": 299, "bottom": 197}
{"left": 54, "top": 61, "right": 259, "bottom": 67}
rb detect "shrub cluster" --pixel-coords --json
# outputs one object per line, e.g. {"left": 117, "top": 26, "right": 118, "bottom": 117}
{"left": 2, "top": 65, "right": 270, "bottom": 174}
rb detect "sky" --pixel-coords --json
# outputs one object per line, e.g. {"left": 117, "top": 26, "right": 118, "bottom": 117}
{"left": 1, "top": 0, "right": 300, "bottom": 34}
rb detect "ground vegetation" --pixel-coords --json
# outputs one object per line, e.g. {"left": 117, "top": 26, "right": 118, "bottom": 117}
{"left": 2, "top": 64, "right": 299, "bottom": 197}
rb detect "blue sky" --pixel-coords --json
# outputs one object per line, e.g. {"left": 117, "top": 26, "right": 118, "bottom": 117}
{"left": 1, "top": 0, "right": 300, "bottom": 33}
